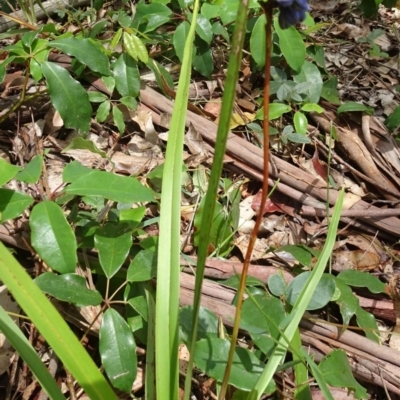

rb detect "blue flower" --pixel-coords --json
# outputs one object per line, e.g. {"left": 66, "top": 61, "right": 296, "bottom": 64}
{"left": 275, "top": 0, "right": 310, "bottom": 29}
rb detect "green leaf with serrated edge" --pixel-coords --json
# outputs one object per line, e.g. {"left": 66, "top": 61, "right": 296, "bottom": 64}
{"left": 319, "top": 349, "right": 368, "bottom": 398}
{"left": 179, "top": 306, "right": 219, "bottom": 343}
{"left": 41, "top": 62, "right": 91, "bottom": 132}
{"left": 301, "top": 103, "right": 324, "bottom": 113}
{"left": 274, "top": 17, "right": 305, "bottom": 72}
{"left": 120, "top": 96, "right": 137, "bottom": 109}
{"left": 293, "top": 61, "right": 323, "bottom": 104}
{"left": 337, "top": 102, "right": 374, "bottom": 115}
{"left": 268, "top": 274, "right": 286, "bottom": 297}
{"left": 15, "top": 155, "right": 43, "bottom": 184}
{"left": 96, "top": 100, "right": 111, "bottom": 123}
{"left": 337, "top": 270, "right": 386, "bottom": 293}
{"left": 193, "top": 45, "right": 213, "bottom": 79}
{"left": 355, "top": 306, "right": 380, "bottom": 342}
{"left": 256, "top": 103, "right": 291, "bottom": 120}
{"left": 94, "top": 222, "right": 132, "bottom": 278}
{"left": 99, "top": 308, "right": 137, "bottom": 392}
{"left": 112, "top": 105, "right": 125, "bottom": 133}
{"left": 250, "top": 14, "right": 266, "bottom": 68}
{"left": 386, "top": 106, "right": 400, "bottom": 131}
{"left": 0, "top": 158, "right": 21, "bottom": 185}
{"left": 194, "top": 338, "right": 275, "bottom": 393}
{"left": 49, "top": 37, "right": 110, "bottom": 76}
{"left": 127, "top": 248, "right": 157, "bottom": 282}
{"left": 30, "top": 201, "right": 77, "bottom": 273}
{"left": 88, "top": 91, "right": 108, "bottom": 103}
{"left": 35, "top": 272, "right": 102, "bottom": 306}
{"left": 63, "top": 137, "right": 107, "bottom": 158}
{"left": 241, "top": 295, "right": 286, "bottom": 355}
{"left": 110, "top": 28, "right": 123, "bottom": 51}
{"left": 286, "top": 272, "right": 335, "bottom": 310}
{"left": 113, "top": 53, "right": 140, "bottom": 98}
{"left": 277, "top": 244, "right": 313, "bottom": 267}
{"left": 191, "top": 14, "right": 213, "bottom": 44}
{"left": 334, "top": 277, "right": 359, "bottom": 326}
{"left": 294, "top": 111, "right": 307, "bottom": 135}
{"left": 0, "top": 189, "right": 33, "bottom": 223}
{"left": 173, "top": 21, "right": 191, "bottom": 62}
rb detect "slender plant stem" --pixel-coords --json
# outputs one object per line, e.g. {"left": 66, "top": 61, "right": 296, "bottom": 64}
{"left": 183, "top": 0, "right": 250, "bottom": 397}
{"left": 218, "top": 2, "right": 273, "bottom": 399}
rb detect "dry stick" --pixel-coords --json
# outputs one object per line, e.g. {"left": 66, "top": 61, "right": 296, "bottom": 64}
{"left": 219, "top": 3, "right": 273, "bottom": 398}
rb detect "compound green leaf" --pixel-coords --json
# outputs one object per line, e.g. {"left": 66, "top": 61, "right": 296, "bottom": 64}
{"left": 274, "top": 18, "right": 305, "bottom": 72}
{"left": 337, "top": 270, "right": 386, "bottom": 294}
{"left": 0, "top": 158, "right": 21, "bottom": 186}
{"left": 250, "top": 14, "right": 266, "bottom": 69}
{"left": 294, "top": 111, "right": 308, "bottom": 135}
{"left": 173, "top": 21, "right": 191, "bottom": 62}
{"left": 286, "top": 272, "right": 335, "bottom": 310}
{"left": 194, "top": 338, "right": 275, "bottom": 393}
{"left": 179, "top": 306, "right": 219, "bottom": 342}
{"left": 241, "top": 295, "right": 286, "bottom": 355}
{"left": 319, "top": 349, "right": 368, "bottom": 398}
{"left": 112, "top": 105, "right": 125, "bottom": 133}
{"left": 94, "top": 222, "right": 133, "bottom": 278}
{"left": 15, "top": 155, "right": 43, "bottom": 184}
{"left": 127, "top": 248, "right": 157, "bottom": 282}
{"left": 193, "top": 14, "right": 213, "bottom": 44}
{"left": 113, "top": 53, "right": 140, "bottom": 98}
{"left": 0, "top": 189, "right": 33, "bottom": 223}
{"left": 293, "top": 61, "right": 323, "bottom": 104}
{"left": 50, "top": 37, "right": 110, "bottom": 76}
{"left": 63, "top": 137, "right": 107, "bottom": 158}
{"left": 96, "top": 100, "right": 111, "bottom": 123}
{"left": 193, "top": 45, "right": 213, "bottom": 79}
{"left": 35, "top": 272, "right": 102, "bottom": 306}
{"left": 41, "top": 62, "right": 91, "bottom": 132}
{"left": 337, "top": 102, "right": 374, "bottom": 115}
{"left": 99, "top": 308, "right": 137, "bottom": 392}
{"left": 123, "top": 32, "right": 149, "bottom": 64}
{"left": 385, "top": 106, "right": 400, "bottom": 132}
{"left": 64, "top": 168, "right": 154, "bottom": 203}
{"left": 30, "top": 201, "right": 77, "bottom": 273}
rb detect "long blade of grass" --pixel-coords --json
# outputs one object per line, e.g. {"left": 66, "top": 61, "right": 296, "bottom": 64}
{"left": 246, "top": 188, "right": 345, "bottom": 400}
{"left": 0, "top": 242, "right": 118, "bottom": 400}
{"left": 155, "top": 1, "right": 200, "bottom": 398}
{"left": 0, "top": 305, "right": 65, "bottom": 400}
{"left": 183, "top": 0, "right": 251, "bottom": 398}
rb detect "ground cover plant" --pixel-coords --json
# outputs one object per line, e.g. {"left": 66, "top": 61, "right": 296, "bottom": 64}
{"left": 0, "top": 0, "right": 400, "bottom": 399}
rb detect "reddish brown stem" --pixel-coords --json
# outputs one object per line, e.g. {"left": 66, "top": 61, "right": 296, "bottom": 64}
{"left": 218, "top": 2, "right": 273, "bottom": 398}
